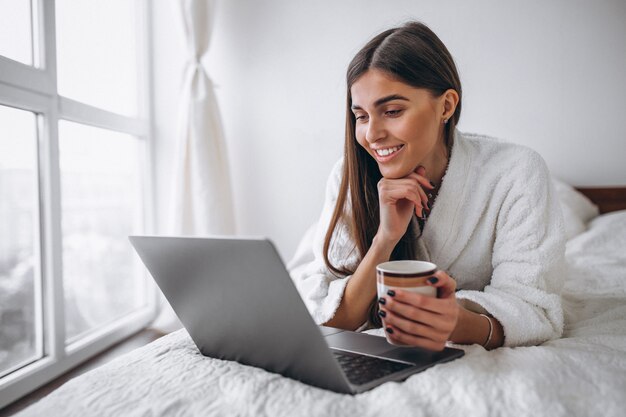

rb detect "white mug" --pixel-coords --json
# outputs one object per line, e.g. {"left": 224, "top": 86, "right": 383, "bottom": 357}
{"left": 376, "top": 260, "right": 438, "bottom": 345}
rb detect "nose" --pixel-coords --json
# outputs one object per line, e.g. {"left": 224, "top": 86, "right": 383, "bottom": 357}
{"left": 365, "top": 117, "right": 386, "bottom": 144}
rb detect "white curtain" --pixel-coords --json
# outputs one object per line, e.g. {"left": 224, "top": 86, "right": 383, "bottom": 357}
{"left": 152, "top": 0, "right": 236, "bottom": 332}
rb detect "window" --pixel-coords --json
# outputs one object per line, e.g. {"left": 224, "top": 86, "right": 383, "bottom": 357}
{"left": 0, "top": 0, "right": 34, "bottom": 66}
{"left": 0, "top": 0, "right": 156, "bottom": 408}
{"left": 59, "top": 122, "right": 146, "bottom": 342}
{"left": 55, "top": 0, "right": 139, "bottom": 116}
{"left": 0, "top": 106, "right": 42, "bottom": 379}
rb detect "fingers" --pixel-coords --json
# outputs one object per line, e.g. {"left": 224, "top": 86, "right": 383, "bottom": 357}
{"left": 384, "top": 323, "right": 447, "bottom": 351}
{"left": 378, "top": 275, "right": 459, "bottom": 351}
{"left": 407, "top": 171, "right": 434, "bottom": 192}
{"left": 406, "top": 169, "right": 434, "bottom": 212}
{"left": 381, "top": 301, "right": 453, "bottom": 336}
{"left": 388, "top": 316, "right": 447, "bottom": 341}
{"left": 406, "top": 172, "right": 433, "bottom": 209}
{"left": 377, "top": 165, "right": 434, "bottom": 218}
{"left": 379, "top": 301, "right": 458, "bottom": 351}
{"left": 378, "top": 179, "right": 426, "bottom": 217}
{"left": 381, "top": 293, "right": 453, "bottom": 326}
{"left": 425, "top": 270, "right": 457, "bottom": 299}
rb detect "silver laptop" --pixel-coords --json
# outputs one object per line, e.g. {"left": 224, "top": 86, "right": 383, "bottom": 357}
{"left": 129, "top": 235, "right": 464, "bottom": 394}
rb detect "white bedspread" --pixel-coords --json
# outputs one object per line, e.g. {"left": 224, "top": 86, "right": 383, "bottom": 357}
{"left": 17, "top": 212, "right": 626, "bottom": 417}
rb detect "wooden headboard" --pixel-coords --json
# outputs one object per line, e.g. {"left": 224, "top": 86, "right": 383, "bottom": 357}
{"left": 576, "top": 187, "right": 626, "bottom": 214}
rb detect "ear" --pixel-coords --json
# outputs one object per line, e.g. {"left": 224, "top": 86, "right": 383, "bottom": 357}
{"left": 440, "top": 89, "right": 460, "bottom": 121}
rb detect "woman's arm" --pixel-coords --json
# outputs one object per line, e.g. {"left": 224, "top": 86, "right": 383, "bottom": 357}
{"left": 289, "top": 159, "right": 374, "bottom": 326}
{"left": 381, "top": 149, "right": 565, "bottom": 350}
{"left": 379, "top": 271, "right": 505, "bottom": 350}
{"left": 454, "top": 148, "right": 566, "bottom": 347}
{"left": 325, "top": 167, "right": 433, "bottom": 330}
{"left": 451, "top": 304, "right": 504, "bottom": 350}
{"left": 291, "top": 161, "right": 432, "bottom": 330}
{"left": 323, "top": 234, "right": 395, "bottom": 330}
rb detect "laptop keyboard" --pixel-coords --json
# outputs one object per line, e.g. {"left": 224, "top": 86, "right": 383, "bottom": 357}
{"left": 332, "top": 351, "right": 413, "bottom": 386}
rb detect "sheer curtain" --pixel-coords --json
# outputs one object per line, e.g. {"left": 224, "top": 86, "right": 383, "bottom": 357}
{"left": 152, "top": 0, "right": 236, "bottom": 332}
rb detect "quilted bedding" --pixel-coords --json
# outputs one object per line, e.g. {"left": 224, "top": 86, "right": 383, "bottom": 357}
{"left": 16, "top": 211, "right": 626, "bottom": 417}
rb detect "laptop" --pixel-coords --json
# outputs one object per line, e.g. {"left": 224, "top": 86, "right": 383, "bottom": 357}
{"left": 129, "top": 235, "right": 464, "bottom": 394}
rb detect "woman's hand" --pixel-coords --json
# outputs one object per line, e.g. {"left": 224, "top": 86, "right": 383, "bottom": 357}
{"left": 377, "top": 166, "right": 434, "bottom": 244}
{"left": 378, "top": 270, "right": 459, "bottom": 351}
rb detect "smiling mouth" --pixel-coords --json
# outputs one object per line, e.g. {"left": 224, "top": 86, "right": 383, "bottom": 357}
{"left": 373, "top": 144, "right": 404, "bottom": 160}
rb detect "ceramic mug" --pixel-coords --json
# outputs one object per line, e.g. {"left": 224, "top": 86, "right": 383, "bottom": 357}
{"left": 376, "top": 260, "right": 438, "bottom": 344}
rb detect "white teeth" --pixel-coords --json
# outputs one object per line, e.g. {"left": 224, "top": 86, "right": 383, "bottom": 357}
{"left": 375, "top": 145, "right": 402, "bottom": 157}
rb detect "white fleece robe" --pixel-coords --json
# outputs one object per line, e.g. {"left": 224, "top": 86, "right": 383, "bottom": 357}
{"left": 288, "top": 130, "right": 566, "bottom": 348}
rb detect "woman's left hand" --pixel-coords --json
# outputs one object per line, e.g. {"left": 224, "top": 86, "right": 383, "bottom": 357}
{"left": 379, "top": 270, "right": 459, "bottom": 351}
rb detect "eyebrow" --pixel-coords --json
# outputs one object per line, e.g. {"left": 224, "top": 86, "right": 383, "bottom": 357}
{"left": 351, "top": 94, "right": 410, "bottom": 110}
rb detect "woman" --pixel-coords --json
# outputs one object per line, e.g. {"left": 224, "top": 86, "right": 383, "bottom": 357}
{"left": 289, "top": 21, "right": 565, "bottom": 351}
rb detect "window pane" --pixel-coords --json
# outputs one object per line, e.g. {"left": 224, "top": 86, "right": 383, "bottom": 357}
{"left": 55, "top": 0, "right": 138, "bottom": 116}
{"left": 59, "top": 121, "right": 146, "bottom": 342}
{"left": 0, "top": 0, "right": 34, "bottom": 65}
{"left": 0, "top": 105, "right": 42, "bottom": 376}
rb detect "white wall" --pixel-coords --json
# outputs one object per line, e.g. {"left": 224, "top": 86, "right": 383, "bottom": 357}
{"left": 151, "top": 0, "right": 626, "bottom": 262}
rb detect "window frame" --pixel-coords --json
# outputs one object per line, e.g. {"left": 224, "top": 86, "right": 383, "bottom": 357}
{"left": 0, "top": 0, "right": 158, "bottom": 409}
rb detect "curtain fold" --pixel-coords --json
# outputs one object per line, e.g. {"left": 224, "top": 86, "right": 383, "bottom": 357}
{"left": 172, "top": 0, "right": 235, "bottom": 235}
{"left": 152, "top": 0, "right": 235, "bottom": 332}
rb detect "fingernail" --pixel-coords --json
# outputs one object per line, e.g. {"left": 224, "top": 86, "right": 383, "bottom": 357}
{"left": 427, "top": 201, "right": 432, "bottom": 210}
{"left": 428, "top": 277, "right": 438, "bottom": 284}
{"left": 387, "top": 289, "right": 395, "bottom": 297}
{"left": 378, "top": 297, "right": 386, "bottom": 305}
{"left": 386, "top": 327, "right": 394, "bottom": 334}
{"left": 378, "top": 310, "right": 386, "bottom": 318}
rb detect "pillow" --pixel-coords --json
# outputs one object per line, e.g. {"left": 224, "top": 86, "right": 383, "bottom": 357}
{"left": 552, "top": 177, "right": 600, "bottom": 240}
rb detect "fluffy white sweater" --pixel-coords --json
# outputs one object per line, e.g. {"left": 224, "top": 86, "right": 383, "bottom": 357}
{"left": 288, "top": 130, "right": 566, "bottom": 348}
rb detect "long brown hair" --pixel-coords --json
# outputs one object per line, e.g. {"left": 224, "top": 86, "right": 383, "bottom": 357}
{"left": 323, "top": 21, "right": 463, "bottom": 279}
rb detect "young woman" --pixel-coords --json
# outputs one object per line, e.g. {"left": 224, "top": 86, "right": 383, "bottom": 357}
{"left": 289, "top": 21, "right": 565, "bottom": 351}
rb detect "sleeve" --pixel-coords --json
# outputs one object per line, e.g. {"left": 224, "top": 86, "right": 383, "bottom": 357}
{"left": 455, "top": 149, "right": 566, "bottom": 347}
{"left": 287, "top": 158, "right": 361, "bottom": 325}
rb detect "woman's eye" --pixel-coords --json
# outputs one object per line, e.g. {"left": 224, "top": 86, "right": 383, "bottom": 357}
{"left": 355, "top": 114, "right": 368, "bottom": 122}
{"left": 385, "top": 109, "right": 402, "bottom": 117}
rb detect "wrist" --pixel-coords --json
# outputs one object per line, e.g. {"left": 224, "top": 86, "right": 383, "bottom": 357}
{"left": 448, "top": 304, "right": 502, "bottom": 349}
{"left": 371, "top": 232, "right": 398, "bottom": 255}
{"left": 448, "top": 303, "right": 470, "bottom": 343}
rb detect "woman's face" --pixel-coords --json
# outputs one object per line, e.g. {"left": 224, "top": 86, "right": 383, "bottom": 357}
{"left": 350, "top": 69, "right": 447, "bottom": 179}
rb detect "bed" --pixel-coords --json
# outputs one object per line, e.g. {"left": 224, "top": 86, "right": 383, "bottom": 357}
{"left": 14, "top": 184, "right": 626, "bottom": 417}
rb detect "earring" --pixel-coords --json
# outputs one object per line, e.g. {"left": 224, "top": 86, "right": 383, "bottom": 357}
{"left": 443, "top": 118, "right": 448, "bottom": 124}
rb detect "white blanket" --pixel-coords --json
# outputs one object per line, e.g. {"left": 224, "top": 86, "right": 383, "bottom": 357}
{"left": 17, "top": 212, "right": 626, "bottom": 417}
